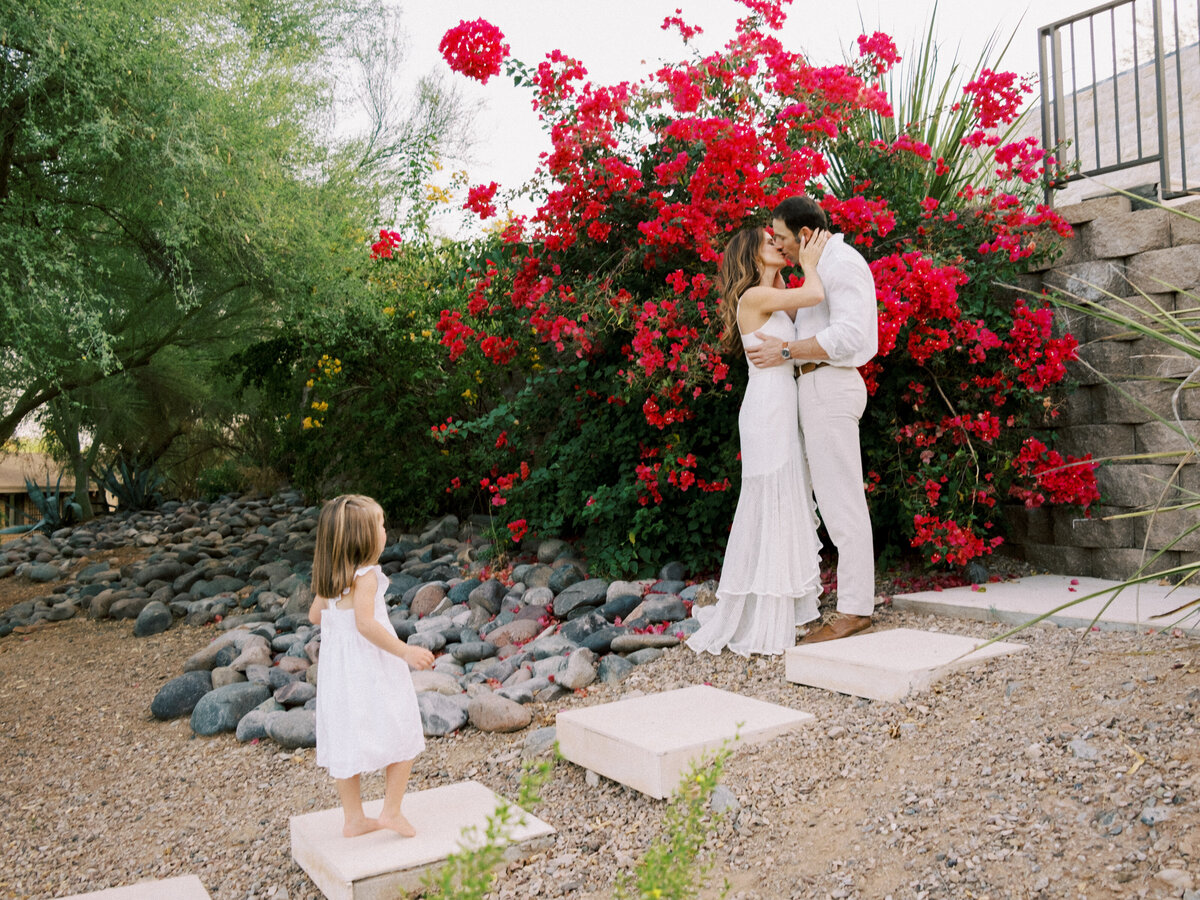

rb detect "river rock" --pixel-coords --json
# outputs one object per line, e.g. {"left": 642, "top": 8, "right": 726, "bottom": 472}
{"left": 557, "top": 648, "right": 597, "bottom": 690}
{"left": 411, "top": 583, "right": 447, "bottom": 618}
{"left": 133, "top": 600, "right": 173, "bottom": 637}
{"left": 486, "top": 618, "right": 541, "bottom": 648}
{"left": 265, "top": 708, "right": 316, "bottom": 748}
{"left": 468, "top": 694, "right": 532, "bottom": 733}
{"left": 609, "top": 633, "right": 681, "bottom": 653}
{"left": 274, "top": 681, "right": 316, "bottom": 707}
{"left": 411, "top": 670, "right": 465, "bottom": 695}
{"left": 418, "top": 691, "right": 469, "bottom": 736}
{"left": 150, "top": 671, "right": 213, "bottom": 720}
{"left": 190, "top": 682, "right": 271, "bottom": 735}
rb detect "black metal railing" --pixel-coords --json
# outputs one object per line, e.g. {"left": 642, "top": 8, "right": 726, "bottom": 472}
{"left": 1039, "top": 0, "right": 1199, "bottom": 201}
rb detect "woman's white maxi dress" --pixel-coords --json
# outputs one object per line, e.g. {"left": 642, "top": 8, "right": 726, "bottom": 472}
{"left": 315, "top": 564, "right": 425, "bottom": 779}
{"left": 687, "top": 310, "right": 823, "bottom": 656}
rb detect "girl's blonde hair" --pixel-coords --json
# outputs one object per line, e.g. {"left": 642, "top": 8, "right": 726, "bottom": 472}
{"left": 717, "top": 227, "right": 768, "bottom": 355}
{"left": 312, "top": 494, "right": 386, "bottom": 600}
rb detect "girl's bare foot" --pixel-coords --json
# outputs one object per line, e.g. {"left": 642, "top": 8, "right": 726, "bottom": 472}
{"left": 342, "top": 816, "right": 382, "bottom": 838}
{"left": 377, "top": 811, "right": 416, "bottom": 837}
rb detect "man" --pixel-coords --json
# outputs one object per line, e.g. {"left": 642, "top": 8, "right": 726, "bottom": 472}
{"left": 745, "top": 196, "right": 878, "bottom": 642}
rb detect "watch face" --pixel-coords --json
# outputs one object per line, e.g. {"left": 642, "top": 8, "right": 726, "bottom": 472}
{"left": 781, "top": 347, "right": 790, "bottom": 359}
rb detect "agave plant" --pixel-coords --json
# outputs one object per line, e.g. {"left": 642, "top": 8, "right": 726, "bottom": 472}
{"left": 21, "top": 475, "right": 83, "bottom": 535}
{"left": 100, "top": 455, "right": 165, "bottom": 511}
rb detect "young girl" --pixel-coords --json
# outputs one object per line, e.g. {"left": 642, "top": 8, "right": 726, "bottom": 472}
{"left": 309, "top": 494, "right": 435, "bottom": 838}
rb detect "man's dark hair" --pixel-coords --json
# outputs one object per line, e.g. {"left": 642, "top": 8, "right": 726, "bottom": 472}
{"left": 772, "top": 196, "right": 828, "bottom": 235}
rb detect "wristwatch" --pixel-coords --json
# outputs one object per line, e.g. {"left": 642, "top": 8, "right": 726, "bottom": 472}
{"left": 780, "top": 342, "right": 792, "bottom": 361}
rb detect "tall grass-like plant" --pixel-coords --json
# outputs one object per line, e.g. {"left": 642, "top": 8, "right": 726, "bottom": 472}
{"left": 827, "top": 4, "right": 1030, "bottom": 206}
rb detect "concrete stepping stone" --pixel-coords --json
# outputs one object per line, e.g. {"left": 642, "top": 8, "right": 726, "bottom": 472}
{"left": 556, "top": 684, "right": 813, "bottom": 799}
{"left": 784, "top": 627, "right": 1028, "bottom": 702}
{"left": 290, "top": 780, "right": 555, "bottom": 900}
{"left": 891, "top": 574, "right": 1200, "bottom": 636}
{"left": 58, "top": 875, "right": 211, "bottom": 899}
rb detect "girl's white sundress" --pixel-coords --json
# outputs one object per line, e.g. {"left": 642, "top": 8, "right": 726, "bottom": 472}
{"left": 687, "top": 309, "right": 823, "bottom": 656}
{"left": 315, "top": 564, "right": 425, "bottom": 779}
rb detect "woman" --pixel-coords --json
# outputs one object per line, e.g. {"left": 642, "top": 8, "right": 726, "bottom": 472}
{"left": 688, "top": 225, "right": 828, "bottom": 656}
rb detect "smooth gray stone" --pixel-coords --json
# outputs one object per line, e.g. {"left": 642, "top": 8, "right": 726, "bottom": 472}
{"left": 658, "top": 561, "right": 687, "bottom": 582}
{"left": 44, "top": 602, "right": 76, "bottom": 622}
{"left": 266, "top": 708, "right": 316, "bottom": 749}
{"left": 531, "top": 656, "right": 567, "bottom": 679}
{"left": 597, "top": 655, "right": 635, "bottom": 684}
{"left": 536, "top": 539, "right": 569, "bottom": 564}
{"left": 580, "top": 625, "right": 629, "bottom": 654}
{"left": 467, "top": 579, "right": 506, "bottom": 615}
{"left": 150, "top": 671, "right": 213, "bottom": 720}
{"left": 415, "top": 614, "right": 453, "bottom": 633}
{"left": 133, "top": 600, "right": 172, "bottom": 637}
{"left": 451, "top": 641, "right": 498, "bottom": 663}
{"left": 534, "top": 683, "right": 569, "bottom": 703}
{"left": 408, "top": 631, "right": 447, "bottom": 652}
{"left": 651, "top": 578, "right": 686, "bottom": 594}
{"left": 385, "top": 571, "right": 420, "bottom": 598}
{"left": 472, "top": 657, "right": 517, "bottom": 683}
{"left": 525, "top": 634, "right": 579, "bottom": 660}
{"left": 190, "top": 682, "right": 271, "bottom": 735}
{"left": 133, "top": 561, "right": 186, "bottom": 587}
{"left": 245, "top": 664, "right": 273, "bottom": 685}
{"left": 271, "top": 633, "right": 305, "bottom": 653}
{"left": 638, "top": 594, "right": 687, "bottom": 624}
{"left": 548, "top": 568, "right": 591, "bottom": 603}
{"left": 596, "top": 594, "right": 642, "bottom": 623}
{"left": 557, "top": 648, "right": 597, "bottom": 689}
{"left": 389, "top": 609, "right": 416, "bottom": 639}
{"left": 521, "top": 586, "right": 555, "bottom": 609}
{"left": 520, "top": 565, "right": 555, "bottom": 589}
{"left": 447, "top": 578, "right": 481, "bottom": 605}
{"left": 235, "top": 709, "right": 276, "bottom": 742}
{"left": 609, "top": 633, "right": 680, "bottom": 653}
{"left": 418, "top": 691, "right": 469, "bottom": 736}
{"left": 626, "top": 648, "right": 664, "bottom": 665}
{"left": 109, "top": 596, "right": 152, "bottom": 620}
{"left": 268, "top": 667, "right": 301, "bottom": 690}
{"left": 559, "top": 610, "right": 609, "bottom": 643}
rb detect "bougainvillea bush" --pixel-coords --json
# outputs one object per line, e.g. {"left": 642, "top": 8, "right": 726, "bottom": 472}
{"left": 364, "top": 0, "right": 1098, "bottom": 575}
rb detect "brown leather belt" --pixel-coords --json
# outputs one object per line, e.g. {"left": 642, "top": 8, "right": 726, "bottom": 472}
{"left": 795, "top": 361, "right": 829, "bottom": 377}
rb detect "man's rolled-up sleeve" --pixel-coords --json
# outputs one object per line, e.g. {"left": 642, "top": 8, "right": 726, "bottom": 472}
{"left": 812, "top": 255, "right": 878, "bottom": 365}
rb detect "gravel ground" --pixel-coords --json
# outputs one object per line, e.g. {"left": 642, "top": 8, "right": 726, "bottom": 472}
{"left": 0, "top": 565, "right": 1197, "bottom": 900}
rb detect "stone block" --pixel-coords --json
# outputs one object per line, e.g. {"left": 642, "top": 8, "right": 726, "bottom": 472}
{"left": 1003, "top": 506, "right": 1053, "bottom": 544}
{"left": 1144, "top": 509, "right": 1200, "bottom": 552}
{"left": 290, "top": 781, "right": 555, "bottom": 900}
{"left": 1091, "top": 548, "right": 1183, "bottom": 581}
{"left": 783, "top": 628, "right": 1028, "bottom": 702}
{"left": 1058, "top": 386, "right": 1096, "bottom": 426}
{"left": 1021, "top": 543, "right": 1095, "bottom": 576}
{"left": 1168, "top": 198, "right": 1200, "bottom": 246}
{"left": 1135, "top": 420, "right": 1200, "bottom": 454}
{"left": 1044, "top": 260, "right": 1128, "bottom": 302}
{"left": 1091, "top": 381, "right": 1182, "bottom": 423}
{"left": 1085, "top": 293, "right": 1175, "bottom": 341}
{"left": 1052, "top": 506, "right": 1137, "bottom": 549}
{"left": 1127, "top": 245, "right": 1200, "bottom": 294}
{"left": 1085, "top": 208, "right": 1171, "bottom": 259}
{"left": 59, "top": 876, "right": 211, "bottom": 899}
{"left": 1056, "top": 194, "right": 1132, "bottom": 225}
{"left": 556, "top": 685, "right": 813, "bottom": 799}
{"left": 1098, "top": 464, "right": 1185, "bottom": 508}
{"left": 892, "top": 573, "right": 1198, "bottom": 635}
{"left": 1056, "top": 424, "right": 1136, "bottom": 458}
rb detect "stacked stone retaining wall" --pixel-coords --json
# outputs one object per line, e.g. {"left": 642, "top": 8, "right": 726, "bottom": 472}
{"left": 1004, "top": 193, "right": 1200, "bottom": 579}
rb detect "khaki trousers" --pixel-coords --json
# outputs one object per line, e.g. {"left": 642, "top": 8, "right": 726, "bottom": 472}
{"left": 796, "top": 366, "right": 876, "bottom": 617}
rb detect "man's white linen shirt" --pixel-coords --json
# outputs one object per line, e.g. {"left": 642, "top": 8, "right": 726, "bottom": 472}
{"left": 793, "top": 232, "right": 878, "bottom": 367}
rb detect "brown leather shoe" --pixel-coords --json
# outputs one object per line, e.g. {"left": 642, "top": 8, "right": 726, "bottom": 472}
{"left": 798, "top": 614, "right": 873, "bottom": 644}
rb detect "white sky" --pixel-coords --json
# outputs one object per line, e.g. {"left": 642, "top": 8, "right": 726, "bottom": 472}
{"left": 387, "top": 0, "right": 1094, "bottom": 220}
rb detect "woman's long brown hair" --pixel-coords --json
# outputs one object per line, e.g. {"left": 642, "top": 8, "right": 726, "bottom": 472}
{"left": 717, "top": 227, "right": 766, "bottom": 355}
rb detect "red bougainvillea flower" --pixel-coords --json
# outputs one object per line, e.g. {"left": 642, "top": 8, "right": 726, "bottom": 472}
{"left": 439, "top": 19, "right": 510, "bottom": 84}
{"left": 465, "top": 181, "right": 500, "bottom": 219}
{"left": 857, "top": 32, "right": 901, "bottom": 74}
{"left": 370, "top": 229, "right": 402, "bottom": 260}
